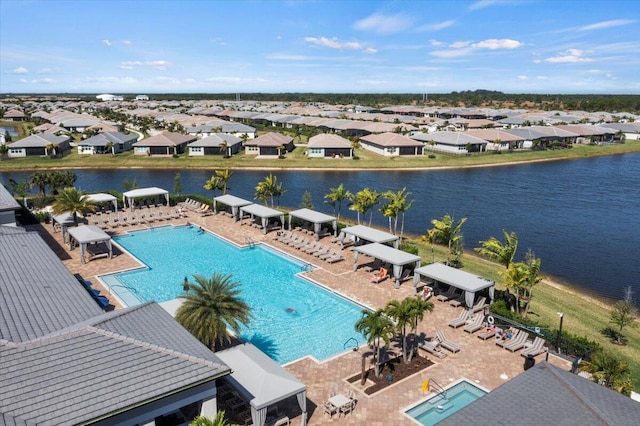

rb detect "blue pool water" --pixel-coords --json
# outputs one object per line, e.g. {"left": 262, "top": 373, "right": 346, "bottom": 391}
{"left": 405, "top": 380, "right": 487, "bottom": 425}
{"left": 102, "top": 225, "right": 365, "bottom": 364}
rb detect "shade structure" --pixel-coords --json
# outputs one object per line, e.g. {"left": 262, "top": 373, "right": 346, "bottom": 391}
{"left": 51, "top": 212, "right": 75, "bottom": 243}
{"left": 288, "top": 208, "right": 337, "bottom": 240}
{"left": 122, "top": 187, "right": 169, "bottom": 209}
{"left": 239, "top": 204, "right": 285, "bottom": 234}
{"left": 67, "top": 225, "right": 112, "bottom": 264}
{"left": 353, "top": 243, "right": 421, "bottom": 289}
{"left": 213, "top": 194, "right": 253, "bottom": 221}
{"left": 87, "top": 193, "right": 118, "bottom": 211}
{"left": 216, "top": 343, "right": 307, "bottom": 426}
{"left": 342, "top": 224, "right": 399, "bottom": 248}
{"left": 414, "top": 262, "right": 495, "bottom": 308}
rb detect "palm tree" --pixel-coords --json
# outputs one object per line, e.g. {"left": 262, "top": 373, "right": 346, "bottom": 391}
{"left": 176, "top": 273, "right": 252, "bottom": 351}
{"left": 30, "top": 171, "right": 50, "bottom": 196}
{"left": 500, "top": 250, "right": 541, "bottom": 317}
{"left": 429, "top": 214, "right": 467, "bottom": 265}
{"left": 255, "top": 173, "right": 286, "bottom": 207}
{"left": 51, "top": 187, "right": 97, "bottom": 226}
{"left": 190, "top": 411, "right": 230, "bottom": 426}
{"left": 475, "top": 229, "right": 519, "bottom": 269}
{"left": 105, "top": 141, "right": 115, "bottom": 156}
{"left": 380, "top": 188, "right": 413, "bottom": 237}
{"left": 215, "top": 168, "right": 233, "bottom": 194}
{"left": 49, "top": 171, "right": 77, "bottom": 195}
{"left": 406, "top": 297, "right": 434, "bottom": 362}
{"left": 218, "top": 140, "right": 229, "bottom": 157}
{"left": 580, "top": 350, "right": 633, "bottom": 396}
{"left": 45, "top": 143, "right": 58, "bottom": 156}
{"left": 354, "top": 309, "right": 395, "bottom": 378}
{"left": 204, "top": 175, "right": 222, "bottom": 204}
{"left": 385, "top": 298, "right": 414, "bottom": 364}
{"left": 324, "top": 183, "right": 352, "bottom": 221}
{"left": 351, "top": 188, "right": 380, "bottom": 226}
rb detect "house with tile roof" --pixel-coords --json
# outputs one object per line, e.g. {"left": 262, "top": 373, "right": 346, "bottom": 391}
{"left": 0, "top": 225, "right": 232, "bottom": 425}
{"left": 77, "top": 131, "right": 138, "bottom": 155}
{"left": 188, "top": 133, "right": 243, "bottom": 157}
{"left": 307, "top": 133, "right": 353, "bottom": 158}
{"left": 359, "top": 132, "right": 424, "bottom": 156}
{"left": 411, "top": 131, "right": 489, "bottom": 154}
{"left": 6, "top": 133, "right": 71, "bottom": 158}
{"left": 131, "top": 131, "right": 196, "bottom": 156}
{"left": 244, "top": 132, "right": 294, "bottom": 157}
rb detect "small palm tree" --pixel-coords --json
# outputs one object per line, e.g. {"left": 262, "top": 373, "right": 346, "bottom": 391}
{"left": 204, "top": 175, "right": 222, "bottom": 204}
{"left": 324, "top": 183, "right": 352, "bottom": 221}
{"left": 475, "top": 229, "right": 519, "bottom": 269}
{"left": 30, "top": 171, "right": 50, "bottom": 196}
{"left": 190, "top": 411, "right": 231, "bottom": 426}
{"left": 385, "top": 298, "right": 413, "bottom": 364}
{"left": 215, "top": 168, "right": 233, "bottom": 194}
{"left": 580, "top": 350, "right": 633, "bottom": 396}
{"left": 51, "top": 187, "right": 97, "bottom": 226}
{"left": 218, "top": 140, "right": 229, "bottom": 157}
{"left": 354, "top": 309, "right": 395, "bottom": 378}
{"left": 429, "top": 214, "right": 467, "bottom": 265}
{"left": 176, "top": 273, "right": 252, "bottom": 351}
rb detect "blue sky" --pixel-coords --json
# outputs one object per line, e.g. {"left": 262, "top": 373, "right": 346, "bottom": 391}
{"left": 1, "top": 0, "right": 639, "bottom": 94}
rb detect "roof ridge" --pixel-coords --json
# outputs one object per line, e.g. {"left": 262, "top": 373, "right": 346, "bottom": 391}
{"left": 88, "top": 326, "right": 226, "bottom": 369}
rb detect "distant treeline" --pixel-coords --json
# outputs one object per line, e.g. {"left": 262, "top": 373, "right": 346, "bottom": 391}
{"left": 3, "top": 90, "right": 640, "bottom": 113}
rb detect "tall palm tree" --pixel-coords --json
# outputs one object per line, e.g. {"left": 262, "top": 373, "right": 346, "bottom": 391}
{"left": 30, "top": 171, "right": 50, "bottom": 196}
{"left": 218, "top": 140, "right": 229, "bottom": 157}
{"left": 176, "top": 273, "right": 252, "bottom": 351}
{"left": 204, "top": 175, "right": 222, "bottom": 203}
{"left": 354, "top": 309, "right": 395, "bottom": 378}
{"left": 215, "top": 168, "right": 233, "bottom": 194}
{"left": 255, "top": 173, "right": 286, "bottom": 207}
{"left": 429, "top": 214, "right": 467, "bottom": 265}
{"left": 475, "top": 229, "right": 519, "bottom": 269}
{"left": 51, "top": 187, "right": 97, "bottom": 226}
{"left": 351, "top": 188, "right": 380, "bottom": 226}
{"left": 380, "top": 188, "right": 413, "bottom": 237}
{"left": 385, "top": 298, "right": 414, "bottom": 364}
{"left": 406, "top": 297, "right": 434, "bottom": 362}
{"left": 324, "top": 183, "right": 352, "bottom": 221}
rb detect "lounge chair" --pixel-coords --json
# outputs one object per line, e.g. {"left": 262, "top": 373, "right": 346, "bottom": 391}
{"left": 472, "top": 296, "right": 488, "bottom": 313}
{"left": 505, "top": 331, "right": 530, "bottom": 352}
{"left": 293, "top": 238, "right": 311, "bottom": 249}
{"left": 341, "top": 236, "right": 355, "bottom": 249}
{"left": 303, "top": 242, "right": 321, "bottom": 254}
{"left": 521, "top": 336, "right": 546, "bottom": 357}
{"left": 496, "top": 328, "right": 520, "bottom": 347}
{"left": 331, "top": 231, "right": 345, "bottom": 243}
{"left": 287, "top": 236, "right": 303, "bottom": 247}
{"left": 436, "top": 286, "right": 456, "bottom": 302}
{"left": 463, "top": 313, "right": 485, "bottom": 333}
{"left": 319, "top": 250, "right": 339, "bottom": 260}
{"left": 418, "top": 339, "right": 448, "bottom": 359}
{"left": 477, "top": 327, "right": 497, "bottom": 340}
{"left": 326, "top": 254, "right": 345, "bottom": 264}
{"left": 448, "top": 309, "right": 471, "bottom": 328}
{"left": 370, "top": 267, "right": 388, "bottom": 283}
{"left": 435, "top": 329, "right": 461, "bottom": 353}
{"left": 93, "top": 295, "right": 111, "bottom": 309}
{"left": 314, "top": 247, "right": 331, "bottom": 258}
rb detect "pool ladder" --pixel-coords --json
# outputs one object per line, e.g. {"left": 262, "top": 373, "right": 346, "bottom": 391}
{"left": 343, "top": 337, "right": 359, "bottom": 351}
{"left": 301, "top": 263, "right": 313, "bottom": 272}
{"left": 245, "top": 236, "right": 255, "bottom": 248}
{"left": 428, "top": 378, "right": 447, "bottom": 400}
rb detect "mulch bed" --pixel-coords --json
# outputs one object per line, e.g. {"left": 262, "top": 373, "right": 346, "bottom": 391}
{"left": 346, "top": 354, "right": 435, "bottom": 395}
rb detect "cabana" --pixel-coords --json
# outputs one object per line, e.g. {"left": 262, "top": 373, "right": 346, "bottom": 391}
{"left": 342, "top": 224, "right": 399, "bottom": 249}
{"left": 51, "top": 212, "right": 75, "bottom": 243}
{"left": 216, "top": 343, "right": 307, "bottom": 426}
{"left": 288, "top": 208, "right": 337, "bottom": 240}
{"left": 67, "top": 225, "right": 112, "bottom": 264}
{"left": 213, "top": 194, "right": 253, "bottom": 221}
{"left": 353, "top": 243, "right": 421, "bottom": 290}
{"left": 122, "top": 187, "right": 169, "bottom": 209}
{"left": 239, "top": 204, "right": 285, "bottom": 234}
{"left": 87, "top": 193, "right": 118, "bottom": 211}
{"left": 414, "top": 262, "right": 495, "bottom": 309}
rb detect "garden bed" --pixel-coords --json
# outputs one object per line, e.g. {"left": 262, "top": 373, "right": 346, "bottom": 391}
{"left": 346, "top": 354, "right": 435, "bottom": 395}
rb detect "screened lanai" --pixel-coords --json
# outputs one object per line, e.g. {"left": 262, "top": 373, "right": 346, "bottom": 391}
{"left": 67, "top": 225, "right": 112, "bottom": 264}
{"left": 213, "top": 194, "right": 253, "bottom": 221}
{"left": 353, "top": 243, "right": 421, "bottom": 290}
{"left": 122, "top": 187, "right": 169, "bottom": 209}
{"left": 239, "top": 204, "right": 285, "bottom": 234}
{"left": 288, "top": 208, "right": 337, "bottom": 240}
{"left": 216, "top": 343, "right": 307, "bottom": 426}
{"left": 414, "top": 262, "right": 495, "bottom": 309}
{"left": 342, "top": 224, "right": 399, "bottom": 249}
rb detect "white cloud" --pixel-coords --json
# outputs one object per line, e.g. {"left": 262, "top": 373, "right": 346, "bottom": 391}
{"left": 37, "top": 68, "right": 52, "bottom": 74}
{"left": 418, "top": 20, "right": 456, "bottom": 32}
{"left": 468, "top": 0, "right": 523, "bottom": 11}
{"left": 102, "top": 39, "right": 112, "bottom": 47}
{"left": 472, "top": 39, "right": 522, "bottom": 49}
{"left": 450, "top": 41, "right": 471, "bottom": 49}
{"left": 545, "top": 49, "right": 594, "bottom": 63}
{"left": 266, "top": 54, "right": 309, "bottom": 60}
{"left": 432, "top": 38, "right": 522, "bottom": 58}
{"left": 31, "top": 78, "right": 55, "bottom": 84}
{"left": 205, "top": 76, "right": 268, "bottom": 85}
{"left": 578, "top": 19, "right": 635, "bottom": 31}
{"left": 147, "top": 60, "right": 170, "bottom": 70}
{"left": 363, "top": 47, "right": 377, "bottom": 54}
{"left": 123, "top": 40, "right": 132, "bottom": 45}
{"left": 305, "top": 37, "right": 363, "bottom": 50}
{"left": 353, "top": 12, "right": 412, "bottom": 35}
{"left": 120, "top": 61, "right": 142, "bottom": 70}
{"left": 18, "top": 78, "right": 28, "bottom": 84}
{"left": 13, "top": 66, "right": 28, "bottom": 74}
{"left": 431, "top": 48, "right": 473, "bottom": 58}
{"left": 517, "top": 75, "right": 528, "bottom": 80}
{"left": 119, "top": 60, "right": 171, "bottom": 70}
{"left": 429, "top": 40, "right": 445, "bottom": 47}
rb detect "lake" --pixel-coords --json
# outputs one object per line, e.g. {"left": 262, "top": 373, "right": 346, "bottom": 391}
{"left": 2, "top": 153, "right": 639, "bottom": 301}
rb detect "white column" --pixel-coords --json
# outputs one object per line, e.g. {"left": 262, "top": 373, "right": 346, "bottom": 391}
{"left": 200, "top": 396, "right": 218, "bottom": 418}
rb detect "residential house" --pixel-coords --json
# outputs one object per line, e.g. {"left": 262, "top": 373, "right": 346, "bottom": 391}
{"left": 77, "top": 131, "right": 138, "bottom": 155}
{"left": 359, "top": 132, "right": 424, "bottom": 156}
{"left": 0, "top": 184, "right": 21, "bottom": 226}
{"left": 411, "top": 131, "right": 488, "bottom": 154}
{"left": 307, "top": 133, "right": 353, "bottom": 158}
{"left": 6, "top": 133, "right": 71, "bottom": 158}
{"left": 132, "top": 131, "right": 196, "bottom": 156}
{"left": 3, "top": 109, "right": 26, "bottom": 121}
{"left": 602, "top": 122, "right": 640, "bottom": 141}
{"left": 244, "top": 132, "right": 294, "bottom": 157}
{"left": 555, "top": 124, "right": 618, "bottom": 144}
{"left": 188, "top": 133, "right": 243, "bottom": 156}
{"left": 465, "top": 129, "right": 525, "bottom": 151}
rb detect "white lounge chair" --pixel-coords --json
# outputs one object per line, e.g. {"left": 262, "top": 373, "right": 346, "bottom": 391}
{"left": 436, "top": 329, "right": 461, "bottom": 353}
{"left": 463, "top": 314, "right": 484, "bottom": 333}
{"left": 448, "top": 309, "right": 471, "bottom": 328}
{"left": 418, "top": 339, "right": 448, "bottom": 358}
{"left": 521, "top": 336, "right": 546, "bottom": 357}
{"left": 436, "top": 286, "right": 457, "bottom": 302}
{"left": 505, "top": 331, "right": 530, "bottom": 352}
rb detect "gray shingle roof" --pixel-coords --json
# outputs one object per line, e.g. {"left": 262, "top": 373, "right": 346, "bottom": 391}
{"left": 438, "top": 362, "right": 640, "bottom": 426}
{"left": 8, "top": 134, "right": 70, "bottom": 148}
{"left": 79, "top": 132, "right": 137, "bottom": 147}
{"left": 0, "top": 185, "right": 21, "bottom": 212}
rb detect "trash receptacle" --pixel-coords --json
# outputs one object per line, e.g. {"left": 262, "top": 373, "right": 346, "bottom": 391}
{"left": 524, "top": 354, "right": 535, "bottom": 371}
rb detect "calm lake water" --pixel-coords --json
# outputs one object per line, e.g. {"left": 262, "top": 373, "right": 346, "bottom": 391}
{"left": 2, "top": 153, "right": 639, "bottom": 301}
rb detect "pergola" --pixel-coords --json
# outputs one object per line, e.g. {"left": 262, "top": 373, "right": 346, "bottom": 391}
{"left": 239, "top": 204, "right": 285, "bottom": 234}
{"left": 213, "top": 194, "right": 253, "bottom": 221}
{"left": 414, "top": 262, "right": 495, "bottom": 309}
{"left": 67, "top": 225, "right": 112, "bottom": 264}
{"left": 122, "top": 187, "right": 169, "bottom": 209}
{"left": 216, "top": 343, "right": 307, "bottom": 426}
{"left": 342, "top": 224, "right": 399, "bottom": 249}
{"left": 353, "top": 243, "right": 421, "bottom": 290}
{"left": 87, "top": 193, "right": 118, "bottom": 211}
{"left": 51, "top": 212, "right": 75, "bottom": 244}
{"left": 288, "top": 208, "right": 337, "bottom": 240}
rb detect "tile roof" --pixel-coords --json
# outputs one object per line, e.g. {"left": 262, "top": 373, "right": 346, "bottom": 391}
{"left": 0, "top": 185, "right": 21, "bottom": 212}
{"left": 248, "top": 132, "right": 293, "bottom": 147}
{"left": 360, "top": 132, "right": 424, "bottom": 147}
{"left": 7, "top": 134, "right": 70, "bottom": 148}
{"left": 307, "top": 133, "right": 351, "bottom": 148}
{"left": 188, "top": 133, "right": 242, "bottom": 148}
{"left": 132, "top": 132, "right": 196, "bottom": 147}
{"left": 79, "top": 132, "right": 137, "bottom": 146}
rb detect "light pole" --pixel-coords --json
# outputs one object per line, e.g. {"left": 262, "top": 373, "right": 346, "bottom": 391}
{"left": 556, "top": 312, "right": 564, "bottom": 354}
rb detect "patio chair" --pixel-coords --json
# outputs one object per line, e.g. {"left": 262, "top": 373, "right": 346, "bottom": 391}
{"left": 505, "top": 331, "right": 530, "bottom": 352}
{"left": 314, "top": 247, "right": 331, "bottom": 258}
{"left": 496, "top": 328, "right": 520, "bottom": 347}
{"left": 477, "top": 326, "right": 497, "bottom": 340}
{"left": 521, "top": 336, "right": 546, "bottom": 357}
{"left": 341, "top": 236, "right": 355, "bottom": 249}
{"left": 293, "top": 238, "right": 310, "bottom": 249}
{"left": 287, "top": 236, "right": 303, "bottom": 246}
{"left": 331, "top": 231, "right": 345, "bottom": 243}
{"left": 319, "top": 250, "right": 339, "bottom": 260}
{"left": 436, "top": 286, "right": 457, "bottom": 302}
{"left": 435, "top": 329, "right": 461, "bottom": 353}
{"left": 472, "top": 296, "right": 488, "bottom": 313}
{"left": 323, "top": 401, "right": 337, "bottom": 418}
{"left": 370, "top": 267, "right": 389, "bottom": 283}
{"left": 326, "top": 254, "right": 345, "bottom": 264}
{"left": 303, "top": 242, "right": 321, "bottom": 254}
{"left": 448, "top": 309, "right": 471, "bottom": 328}
{"left": 418, "top": 339, "right": 448, "bottom": 359}
{"left": 463, "top": 313, "right": 485, "bottom": 333}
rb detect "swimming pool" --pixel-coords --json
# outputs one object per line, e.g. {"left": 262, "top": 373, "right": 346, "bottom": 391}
{"left": 101, "top": 225, "right": 366, "bottom": 364}
{"left": 404, "top": 380, "right": 488, "bottom": 425}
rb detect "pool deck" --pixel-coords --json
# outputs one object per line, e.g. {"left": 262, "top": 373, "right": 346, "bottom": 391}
{"left": 32, "top": 210, "right": 572, "bottom": 425}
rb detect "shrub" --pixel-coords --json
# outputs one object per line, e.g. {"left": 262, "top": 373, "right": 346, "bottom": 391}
{"left": 428, "top": 154, "right": 436, "bottom": 159}
{"left": 399, "top": 242, "right": 419, "bottom": 255}
{"left": 352, "top": 155, "right": 360, "bottom": 160}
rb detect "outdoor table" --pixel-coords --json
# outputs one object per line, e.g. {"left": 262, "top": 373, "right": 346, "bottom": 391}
{"left": 328, "top": 394, "right": 351, "bottom": 415}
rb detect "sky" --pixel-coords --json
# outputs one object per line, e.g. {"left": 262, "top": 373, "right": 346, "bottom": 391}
{"left": 1, "top": 0, "right": 639, "bottom": 94}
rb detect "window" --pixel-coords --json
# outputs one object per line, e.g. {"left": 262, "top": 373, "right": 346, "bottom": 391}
{"left": 310, "top": 148, "right": 322, "bottom": 154}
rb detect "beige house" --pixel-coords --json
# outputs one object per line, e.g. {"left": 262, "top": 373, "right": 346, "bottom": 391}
{"left": 359, "top": 132, "right": 424, "bottom": 156}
